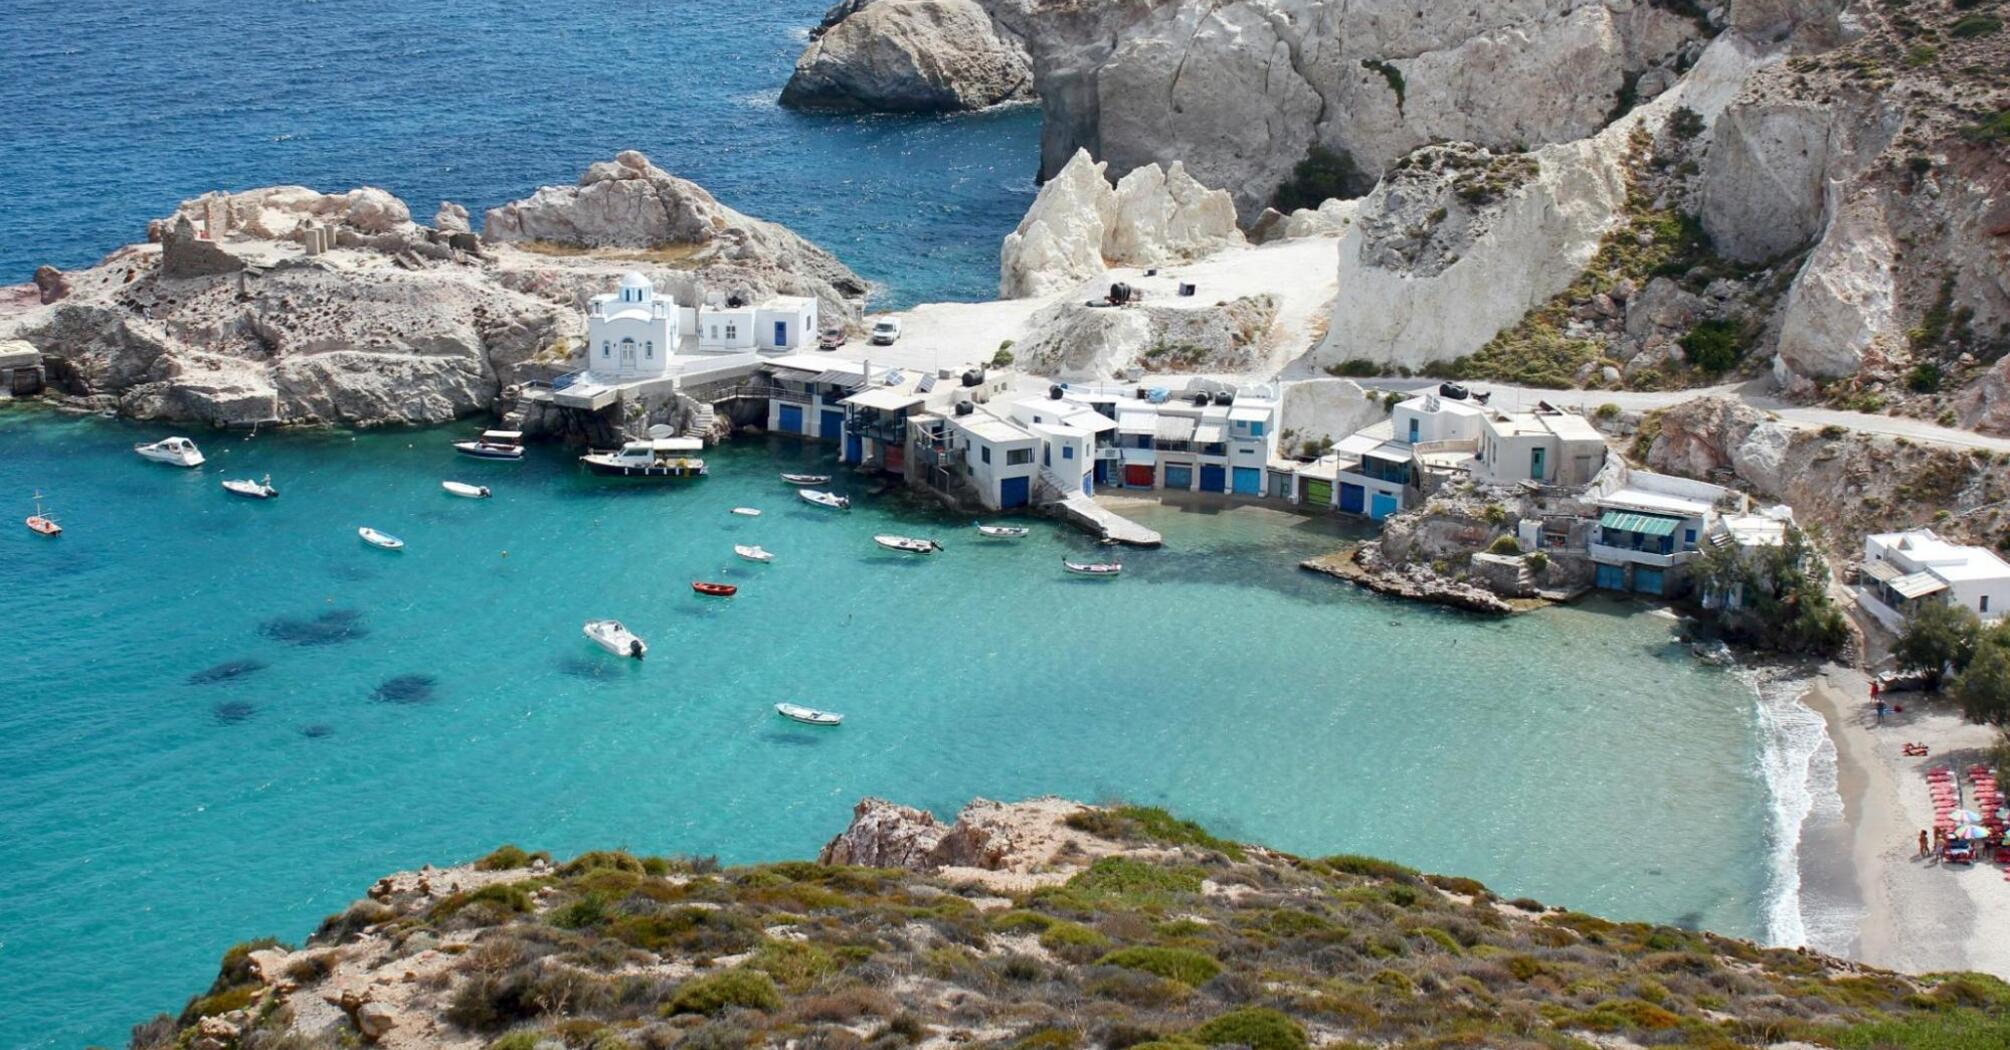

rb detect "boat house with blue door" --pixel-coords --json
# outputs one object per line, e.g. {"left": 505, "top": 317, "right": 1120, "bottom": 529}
{"left": 1587, "top": 471, "right": 1739, "bottom": 596}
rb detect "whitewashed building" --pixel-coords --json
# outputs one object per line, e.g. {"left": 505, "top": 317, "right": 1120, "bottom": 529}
{"left": 585, "top": 272, "right": 678, "bottom": 381}
{"left": 695, "top": 296, "right": 818, "bottom": 354}
{"left": 1473, "top": 410, "right": 1607, "bottom": 488}
{"left": 1588, "top": 471, "right": 1742, "bottom": 596}
{"left": 1858, "top": 529, "right": 2010, "bottom": 631}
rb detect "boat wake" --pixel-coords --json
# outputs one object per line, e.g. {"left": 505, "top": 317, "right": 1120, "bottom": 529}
{"left": 1738, "top": 666, "right": 1853, "bottom": 954}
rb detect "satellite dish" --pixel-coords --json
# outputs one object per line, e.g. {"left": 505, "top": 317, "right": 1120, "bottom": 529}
{"left": 647, "top": 424, "right": 675, "bottom": 439}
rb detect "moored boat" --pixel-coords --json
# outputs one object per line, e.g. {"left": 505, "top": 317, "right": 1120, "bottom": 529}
{"left": 221, "top": 475, "right": 278, "bottom": 499}
{"left": 1063, "top": 558, "right": 1122, "bottom": 577}
{"left": 25, "top": 491, "right": 60, "bottom": 537}
{"left": 731, "top": 507, "right": 762, "bottom": 517}
{"left": 453, "top": 430, "right": 525, "bottom": 460}
{"left": 799, "top": 489, "right": 850, "bottom": 510}
{"left": 975, "top": 523, "right": 1030, "bottom": 538}
{"left": 358, "top": 527, "right": 405, "bottom": 551}
{"left": 580, "top": 438, "right": 708, "bottom": 478}
{"left": 874, "top": 534, "right": 942, "bottom": 555}
{"left": 134, "top": 436, "right": 205, "bottom": 468}
{"left": 775, "top": 702, "right": 843, "bottom": 726}
{"left": 780, "top": 473, "right": 831, "bottom": 486}
{"left": 442, "top": 481, "right": 491, "bottom": 499}
{"left": 692, "top": 580, "right": 738, "bottom": 597}
{"left": 735, "top": 545, "right": 774, "bottom": 563}
{"left": 583, "top": 619, "right": 647, "bottom": 659}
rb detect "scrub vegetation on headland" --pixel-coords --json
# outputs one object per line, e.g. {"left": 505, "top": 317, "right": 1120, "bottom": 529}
{"left": 134, "top": 798, "right": 2010, "bottom": 1050}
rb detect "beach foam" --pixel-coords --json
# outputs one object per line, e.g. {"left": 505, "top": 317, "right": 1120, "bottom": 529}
{"left": 1742, "top": 667, "right": 1855, "bottom": 952}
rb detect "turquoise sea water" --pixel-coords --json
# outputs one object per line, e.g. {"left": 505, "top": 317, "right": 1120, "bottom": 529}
{"left": 0, "top": 412, "right": 1784, "bottom": 1048}
{"left": 0, "top": 0, "right": 1040, "bottom": 308}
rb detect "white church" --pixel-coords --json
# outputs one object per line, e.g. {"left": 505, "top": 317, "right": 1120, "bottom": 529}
{"left": 583, "top": 272, "right": 820, "bottom": 383}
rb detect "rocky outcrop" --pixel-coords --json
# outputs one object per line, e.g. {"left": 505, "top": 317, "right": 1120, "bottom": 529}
{"left": 1277, "top": 377, "right": 1385, "bottom": 454}
{"left": 3, "top": 161, "right": 866, "bottom": 429}
{"left": 1014, "top": 294, "right": 1276, "bottom": 381}
{"left": 999, "top": 149, "right": 1242, "bottom": 298}
{"left": 781, "top": 0, "right": 1033, "bottom": 112}
{"left": 31, "top": 265, "right": 69, "bottom": 304}
{"left": 432, "top": 201, "right": 471, "bottom": 234}
{"left": 483, "top": 150, "right": 866, "bottom": 318}
{"left": 1772, "top": 188, "right": 1897, "bottom": 383}
{"left": 817, "top": 796, "right": 1095, "bottom": 874}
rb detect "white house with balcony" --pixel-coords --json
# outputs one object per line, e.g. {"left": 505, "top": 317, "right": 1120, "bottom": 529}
{"left": 1858, "top": 529, "right": 2010, "bottom": 631}
{"left": 1004, "top": 395, "right": 1112, "bottom": 499}
{"left": 1588, "top": 471, "right": 1741, "bottom": 597}
{"left": 585, "top": 272, "right": 678, "bottom": 381}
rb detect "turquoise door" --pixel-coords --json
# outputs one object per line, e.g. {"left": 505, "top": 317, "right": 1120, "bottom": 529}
{"left": 820, "top": 409, "right": 843, "bottom": 441}
{"left": 1595, "top": 564, "right": 1626, "bottom": 591}
{"left": 1634, "top": 567, "right": 1665, "bottom": 596}
{"left": 778, "top": 404, "right": 803, "bottom": 433}
{"left": 1369, "top": 491, "right": 1400, "bottom": 521}
{"left": 1000, "top": 476, "right": 1030, "bottom": 509}
{"left": 1163, "top": 464, "right": 1193, "bottom": 490}
{"left": 1200, "top": 465, "right": 1227, "bottom": 492}
{"left": 1232, "top": 467, "right": 1261, "bottom": 495}
{"left": 1530, "top": 446, "right": 1546, "bottom": 481}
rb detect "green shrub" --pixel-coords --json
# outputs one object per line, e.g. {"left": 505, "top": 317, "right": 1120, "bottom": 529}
{"left": 1908, "top": 362, "right": 1943, "bottom": 393}
{"left": 1038, "top": 920, "right": 1110, "bottom": 953}
{"left": 560, "top": 850, "right": 645, "bottom": 876}
{"left": 1668, "top": 107, "right": 1706, "bottom": 140}
{"left": 1488, "top": 535, "right": 1522, "bottom": 555}
{"left": 1526, "top": 551, "right": 1549, "bottom": 573}
{"left": 1679, "top": 319, "right": 1744, "bottom": 374}
{"left": 1097, "top": 946, "right": 1224, "bottom": 987}
{"left": 1951, "top": 14, "right": 2002, "bottom": 38}
{"left": 1322, "top": 855, "right": 1421, "bottom": 882}
{"left": 433, "top": 881, "right": 534, "bottom": 922}
{"left": 476, "top": 845, "right": 548, "bottom": 871}
{"left": 489, "top": 1033, "right": 543, "bottom": 1050}
{"left": 1594, "top": 402, "right": 1620, "bottom": 421}
{"left": 665, "top": 969, "right": 782, "bottom": 1015}
{"left": 1063, "top": 806, "right": 1246, "bottom": 859}
{"left": 1189, "top": 1009, "right": 1307, "bottom": 1050}
{"left": 748, "top": 938, "right": 838, "bottom": 991}
{"left": 991, "top": 348, "right": 1015, "bottom": 368}
{"left": 1273, "top": 146, "right": 1373, "bottom": 211}
{"left": 1057, "top": 857, "right": 1205, "bottom": 905}
{"left": 1324, "top": 359, "right": 1381, "bottom": 378}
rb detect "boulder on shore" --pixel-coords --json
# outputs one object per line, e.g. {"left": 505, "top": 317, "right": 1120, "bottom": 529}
{"left": 781, "top": 0, "right": 1033, "bottom": 113}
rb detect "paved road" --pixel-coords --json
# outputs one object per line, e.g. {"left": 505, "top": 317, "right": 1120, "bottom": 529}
{"left": 1358, "top": 377, "right": 2010, "bottom": 453}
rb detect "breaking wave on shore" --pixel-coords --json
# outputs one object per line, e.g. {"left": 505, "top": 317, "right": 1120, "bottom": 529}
{"left": 1741, "top": 666, "right": 1855, "bottom": 953}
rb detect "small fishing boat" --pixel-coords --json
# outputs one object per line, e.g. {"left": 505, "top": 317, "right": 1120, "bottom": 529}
{"left": 780, "top": 473, "right": 831, "bottom": 486}
{"left": 731, "top": 507, "right": 762, "bottom": 517}
{"left": 975, "top": 523, "right": 1030, "bottom": 539}
{"left": 692, "top": 581, "right": 738, "bottom": 597}
{"left": 735, "top": 544, "right": 774, "bottom": 563}
{"left": 579, "top": 437, "right": 707, "bottom": 478}
{"left": 442, "top": 481, "right": 491, "bottom": 499}
{"left": 24, "top": 491, "right": 60, "bottom": 537}
{"left": 583, "top": 619, "right": 647, "bottom": 659}
{"left": 221, "top": 475, "right": 278, "bottom": 499}
{"left": 134, "top": 436, "right": 205, "bottom": 468}
{"left": 358, "top": 527, "right": 405, "bottom": 551}
{"left": 799, "top": 489, "right": 850, "bottom": 510}
{"left": 1063, "top": 558, "right": 1122, "bottom": 577}
{"left": 453, "top": 430, "right": 525, "bottom": 460}
{"left": 776, "top": 702, "right": 843, "bottom": 726}
{"left": 875, "top": 535, "right": 942, "bottom": 555}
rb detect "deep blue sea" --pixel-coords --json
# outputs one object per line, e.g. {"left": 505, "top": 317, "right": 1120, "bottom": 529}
{"left": 0, "top": 0, "right": 1040, "bottom": 308}
{"left": 0, "top": 412, "right": 1793, "bottom": 1049}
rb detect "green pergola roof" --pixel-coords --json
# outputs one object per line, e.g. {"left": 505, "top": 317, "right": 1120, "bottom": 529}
{"left": 1599, "top": 510, "right": 1683, "bottom": 537}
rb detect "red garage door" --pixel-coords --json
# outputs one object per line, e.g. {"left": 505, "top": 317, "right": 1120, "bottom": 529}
{"left": 1123, "top": 464, "right": 1155, "bottom": 487}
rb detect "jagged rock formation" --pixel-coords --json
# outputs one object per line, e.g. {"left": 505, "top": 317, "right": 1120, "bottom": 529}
{"left": 128, "top": 795, "right": 2003, "bottom": 1050}
{"left": 780, "top": 0, "right": 1033, "bottom": 112}
{"left": 1014, "top": 294, "right": 1276, "bottom": 381}
{"left": 482, "top": 150, "right": 867, "bottom": 319}
{"left": 999, "top": 149, "right": 1242, "bottom": 298}
{"left": 799, "top": 0, "right": 1708, "bottom": 218}
{"left": 0, "top": 162, "right": 865, "bottom": 429}
{"left": 1275, "top": 377, "right": 1384, "bottom": 454}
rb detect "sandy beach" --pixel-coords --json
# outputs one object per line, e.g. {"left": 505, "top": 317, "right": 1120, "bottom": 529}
{"left": 1802, "top": 666, "right": 2010, "bottom": 977}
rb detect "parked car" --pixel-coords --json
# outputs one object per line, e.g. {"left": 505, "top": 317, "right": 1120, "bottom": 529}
{"left": 869, "top": 318, "right": 902, "bottom": 346}
{"left": 818, "top": 328, "right": 847, "bottom": 351}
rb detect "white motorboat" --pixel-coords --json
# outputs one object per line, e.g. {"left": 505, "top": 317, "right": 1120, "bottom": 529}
{"left": 799, "top": 489, "right": 850, "bottom": 510}
{"left": 735, "top": 544, "right": 774, "bottom": 563}
{"left": 453, "top": 430, "right": 525, "bottom": 460}
{"left": 134, "top": 436, "right": 205, "bottom": 468}
{"left": 221, "top": 475, "right": 278, "bottom": 499}
{"left": 975, "top": 523, "right": 1029, "bottom": 538}
{"left": 579, "top": 438, "right": 707, "bottom": 478}
{"left": 358, "top": 527, "right": 405, "bottom": 551}
{"left": 731, "top": 507, "right": 762, "bottom": 517}
{"left": 583, "top": 619, "right": 647, "bottom": 659}
{"left": 874, "top": 534, "right": 942, "bottom": 555}
{"left": 775, "top": 702, "right": 842, "bottom": 726}
{"left": 442, "top": 481, "right": 491, "bottom": 499}
{"left": 1063, "top": 558, "right": 1122, "bottom": 577}
{"left": 780, "top": 473, "right": 831, "bottom": 486}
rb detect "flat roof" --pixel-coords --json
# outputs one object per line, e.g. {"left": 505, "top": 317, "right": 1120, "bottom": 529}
{"left": 1890, "top": 572, "right": 1951, "bottom": 600}
{"left": 844, "top": 387, "right": 926, "bottom": 411}
{"left": 767, "top": 354, "right": 859, "bottom": 375}
{"left": 1544, "top": 414, "right": 1605, "bottom": 442}
{"left": 1874, "top": 530, "right": 2010, "bottom": 582}
{"left": 1228, "top": 405, "right": 1270, "bottom": 422}
{"left": 1397, "top": 395, "right": 1486, "bottom": 417}
{"left": 1366, "top": 440, "right": 1412, "bottom": 463}
{"left": 1600, "top": 510, "right": 1682, "bottom": 537}
{"left": 1117, "top": 409, "right": 1157, "bottom": 434}
{"left": 1599, "top": 488, "right": 1713, "bottom": 518}
{"left": 1192, "top": 421, "right": 1226, "bottom": 444}
{"left": 955, "top": 414, "right": 1034, "bottom": 443}
{"left": 1156, "top": 416, "right": 1197, "bottom": 442}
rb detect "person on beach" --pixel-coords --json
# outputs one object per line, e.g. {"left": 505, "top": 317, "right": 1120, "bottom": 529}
{"left": 1876, "top": 698, "right": 1888, "bottom": 724}
{"left": 1919, "top": 829, "right": 1930, "bottom": 858}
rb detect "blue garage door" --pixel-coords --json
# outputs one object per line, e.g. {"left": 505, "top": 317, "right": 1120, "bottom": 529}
{"left": 1082, "top": 474, "right": 1093, "bottom": 496}
{"left": 1094, "top": 460, "right": 1110, "bottom": 485}
{"left": 1369, "top": 491, "right": 1400, "bottom": 521}
{"left": 1199, "top": 465, "right": 1227, "bottom": 492}
{"left": 844, "top": 432, "right": 862, "bottom": 464}
{"left": 778, "top": 404, "right": 803, "bottom": 434}
{"left": 1000, "top": 475, "right": 1030, "bottom": 509}
{"left": 1163, "top": 464, "right": 1193, "bottom": 490}
{"left": 1232, "top": 466, "right": 1262, "bottom": 495}
{"left": 820, "top": 409, "right": 843, "bottom": 442}
{"left": 1595, "top": 564, "right": 1626, "bottom": 591}
{"left": 1338, "top": 482, "right": 1365, "bottom": 514}
{"left": 1634, "top": 567, "right": 1666, "bottom": 596}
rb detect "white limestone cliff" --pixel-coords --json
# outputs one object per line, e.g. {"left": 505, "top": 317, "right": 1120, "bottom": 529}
{"left": 999, "top": 149, "right": 1243, "bottom": 299}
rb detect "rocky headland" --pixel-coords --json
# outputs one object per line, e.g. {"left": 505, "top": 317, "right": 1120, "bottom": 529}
{"left": 125, "top": 796, "right": 2010, "bottom": 1050}
{"left": 781, "top": 0, "right": 1035, "bottom": 112}
{"left": 0, "top": 152, "right": 865, "bottom": 429}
